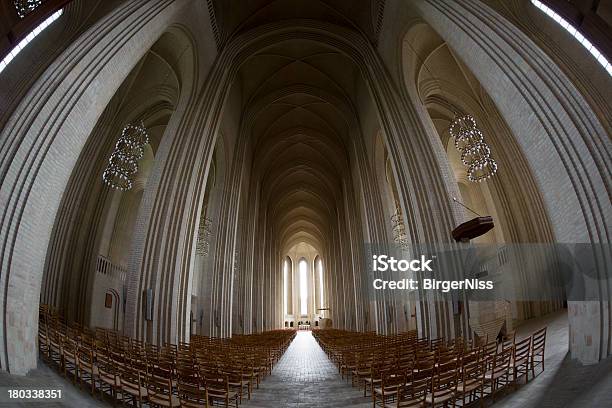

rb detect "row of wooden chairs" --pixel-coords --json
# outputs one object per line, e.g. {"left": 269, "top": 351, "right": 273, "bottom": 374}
{"left": 313, "top": 327, "right": 546, "bottom": 407}
{"left": 38, "top": 305, "right": 295, "bottom": 407}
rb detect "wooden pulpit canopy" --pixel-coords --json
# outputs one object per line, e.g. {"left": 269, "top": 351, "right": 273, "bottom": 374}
{"left": 452, "top": 216, "right": 494, "bottom": 242}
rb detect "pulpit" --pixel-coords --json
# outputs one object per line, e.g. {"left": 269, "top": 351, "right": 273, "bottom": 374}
{"left": 451, "top": 216, "right": 494, "bottom": 243}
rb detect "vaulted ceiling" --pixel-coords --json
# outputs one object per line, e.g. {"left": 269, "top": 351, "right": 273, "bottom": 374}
{"left": 211, "top": 0, "right": 385, "bottom": 45}
{"left": 234, "top": 37, "right": 368, "bottom": 253}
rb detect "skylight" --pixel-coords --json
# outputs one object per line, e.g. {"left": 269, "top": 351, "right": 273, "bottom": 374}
{"left": 0, "top": 9, "right": 63, "bottom": 75}
{"left": 531, "top": 0, "right": 611, "bottom": 76}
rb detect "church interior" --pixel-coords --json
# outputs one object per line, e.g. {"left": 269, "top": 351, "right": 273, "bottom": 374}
{"left": 0, "top": 0, "right": 611, "bottom": 407}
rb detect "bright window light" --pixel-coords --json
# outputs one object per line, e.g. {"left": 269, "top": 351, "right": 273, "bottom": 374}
{"left": 0, "top": 9, "right": 63, "bottom": 75}
{"left": 531, "top": 0, "right": 612, "bottom": 76}
{"left": 318, "top": 258, "right": 324, "bottom": 309}
{"left": 299, "top": 259, "right": 308, "bottom": 316}
{"left": 283, "top": 259, "right": 289, "bottom": 315}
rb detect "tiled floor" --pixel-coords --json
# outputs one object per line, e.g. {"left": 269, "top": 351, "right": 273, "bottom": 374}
{"left": 495, "top": 310, "right": 612, "bottom": 408}
{"left": 0, "top": 311, "right": 611, "bottom": 407}
{"left": 242, "top": 330, "right": 370, "bottom": 408}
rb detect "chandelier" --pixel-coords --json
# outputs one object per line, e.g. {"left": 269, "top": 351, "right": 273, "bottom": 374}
{"left": 196, "top": 216, "right": 213, "bottom": 256}
{"left": 391, "top": 201, "right": 409, "bottom": 250}
{"left": 102, "top": 123, "right": 149, "bottom": 191}
{"left": 449, "top": 114, "right": 498, "bottom": 182}
{"left": 13, "top": 0, "right": 43, "bottom": 18}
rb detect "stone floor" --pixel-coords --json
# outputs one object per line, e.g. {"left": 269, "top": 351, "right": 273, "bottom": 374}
{"left": 0, "top": 310, "right": 611, "bottom": 407}
{"left": 242, "top": 330, "right": 370, "bottom": 408}
{"left": 495, "top": 310, "right": 612, "bottom": 408}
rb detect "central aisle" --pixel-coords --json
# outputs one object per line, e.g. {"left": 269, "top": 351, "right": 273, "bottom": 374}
{"left": 243, "top": 331, "right": 370, "bottom": 408}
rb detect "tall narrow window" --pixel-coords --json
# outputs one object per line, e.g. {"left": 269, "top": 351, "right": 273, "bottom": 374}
{"left": 318, "top": 258, "right": 324, "bottom": 309}
{"left": 283, "top": 259, "right": 288, "bottom": 315}
{"left": 284, "top": 257, "right": 292, "bottom": 315}
{"left": 531, "top": 0, "right": 611, "bottom": 76}
{"left": 0, "top": 9, "right": 63, "bottom": 74}
{"left": 299, "top": 258, "right": 308, "bottom": 316}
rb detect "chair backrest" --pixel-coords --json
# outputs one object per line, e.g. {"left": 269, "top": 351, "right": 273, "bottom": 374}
{"left": 430, "top": 337, "right": 445, "bottom": 350}
{"left": 436, "top": 349, "right": 457, "bottom": 365}
{"left": 381, "top": 371, "right": 405, "bottom": 393}
{"left": 430, "top": 369, "right": 457, "bottom": 403}
{"left": 178, "top": 368, "right": 206, "bottom": 407}
{"left": 461, "top": 348, "right": 480, "bottom": 365}
{"left": 502, "top": 330, "right": 516, "bottom": 349}
{"left": 119, "top": 366, "right": 146, "bottom": 400}
{"left": 491, "top": 347, "right": 512, "bottom": 374}
{"left": 97, "top": 354, "right": 117, "bottom": 378}
{"left": 62, "top": 338, "right": 78, "bottom": 358}
{"left": 461, "top": 358, "right": 485, "bottom": 384}
{"left": 77, "top": 348, "right": 94, "bottom": 369}
{"left": 483, "top": 341, "right": 498, "bottom": 360}
{"left": 514, "top": 336, "right": 531, "bottom": 363}
{"left": 532, "top": 327, "right": 546, "bottom": 352}
{"left": 397, "top": 374, "right": 429, "bottom": 407}
{"left": 436, "top": 359, "right": 457, "bottom": 374}
{"left": 147, "top": 373, "right": 175, "bottom": 404}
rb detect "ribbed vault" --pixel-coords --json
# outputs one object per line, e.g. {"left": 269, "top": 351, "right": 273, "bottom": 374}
{"left": 240, "top": 38, "right": 360, "bottom": 258}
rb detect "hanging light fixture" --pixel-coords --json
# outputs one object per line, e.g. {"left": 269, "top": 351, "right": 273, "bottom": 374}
{"left": 195, "top": 216, "right": 213, "bottom": 256}
{"left": 449, "top": 114, "right": 498, "bottom": 182}
{"left": 13, "top": 0, "right": 43, "bottom": 18}
{"left": 391, "top": 200, "right": 409, "bottom": 250}
{"left": 102, "top": 122, "right": 149, "bottom": 191}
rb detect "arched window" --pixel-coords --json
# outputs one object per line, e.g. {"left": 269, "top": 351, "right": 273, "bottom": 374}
{"left": 317, "top": 257, "right": 324, "bottom": 309}
{"left": 283, "top": 256, "right": 292, "bottom": 315}
{"left": 299, "top": 258, "right": 308, "bottom": 316}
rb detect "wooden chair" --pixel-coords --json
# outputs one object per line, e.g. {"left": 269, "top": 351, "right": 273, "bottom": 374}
{"left": 530, "top": 327, "right": 546, "bottom": 379}
{"left": 460, "top": 348, "right": 481, "bottom": 366}
{"left": 484, "top": 347, "right": 512, "bottom": 401}
{"left": 146, "top": 373, "right": 181, "bottom": 407}
{"left": 413, "top": 353, "right": 435, "bottom": 379}
{"left": 118, "top": 365, "right": 148, "bottom": 408}
{"left": 364, "top": 363, "right": 385, "bottom": 398}
{"left": 352, "top": 355, "right": 374, "bottom": 390}
{"left": 96, "top": 354, "right": 121, "bottom": 403}
{"left": 482, "top": 341, "right": 498, "bottom": 361}
{"left": 393, "top": 373, "right": 429, "bottom": 408}
{"left": 374, "top": 371, "right": 405, "bottom": 408}
{"left": 149, "top": 358, "right": 174, "bottom": 382}
{"left": 455, "top": 358, "right": 486, "bottom": 407}
{"left": 38, "top": 325, "right": 51, "bottom": 362}
{"left": 48, "top": 331, "right": 63, "bottom": 368}
{"left": 205, "top": 373, "right": 239, "bottom": 408}
{"left": 511, "top": 336, "right": 531, "bottom": 387}
{"left": 77, "top": 348, "right": 98, "bottom": 395}
{"left": 61, "top": 339, "right": 78, "bottom": 383}
{"left": 430, "top": 338, "right": 445, "bottom": 351}
{"left": 426, "top": 368, "right": 457, "bottom": 407}
{"left": 435, "top": 350, "right": 458, "bottom": 368}
{"left": 435, "top": 359, "right": 456, "bottom": 375}
{"left": 224, "top": 365, "right": 250, "bottom": 403}
{"left": 340, "top": 352, "right": 358, "bottom": 380}
{"left": 178, "top": 368, "right": 208, "bottom": 408}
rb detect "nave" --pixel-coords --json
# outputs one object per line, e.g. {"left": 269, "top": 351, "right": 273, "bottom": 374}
{"left": 0, "top": 1, "right": 610, "bottom": 407}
